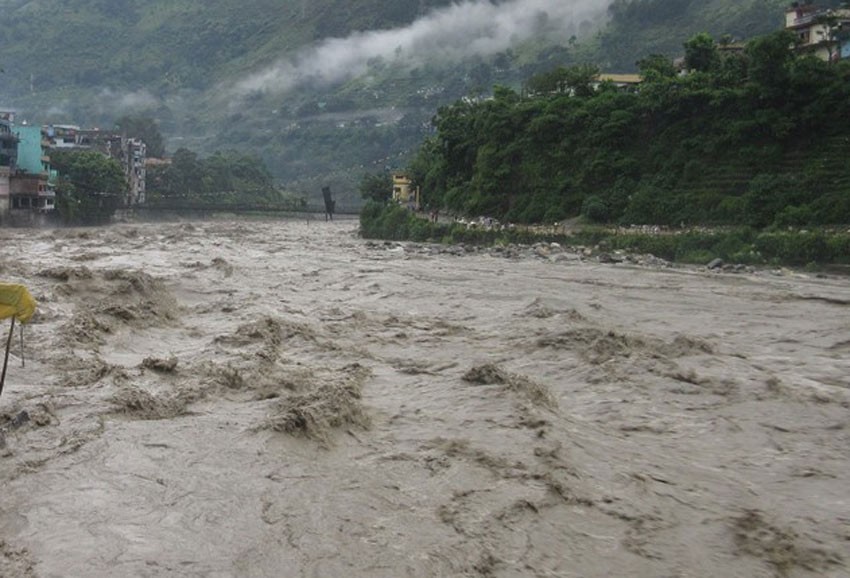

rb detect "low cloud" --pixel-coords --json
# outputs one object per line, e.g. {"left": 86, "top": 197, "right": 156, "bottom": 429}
{"left": 96, "top": 88, "right": 160, "bottom": 116}
{"left": 232, "top": 0, "right": 609, "bottom": 96}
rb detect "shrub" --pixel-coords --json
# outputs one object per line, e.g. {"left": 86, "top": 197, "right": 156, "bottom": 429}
{"left": 773, "top": 205, "right": 814, "bottom": 228}
{"left": 754, "top": 231, "right": 831, "bottom": 265}
{"left": 827, "top": 235, "right": 850, "bottom": 264}
{"left": 360, "top": 204, "right": 848, "bottom": 266}
{"left": 581, "top": 195, "right": 609, "bottom": 223}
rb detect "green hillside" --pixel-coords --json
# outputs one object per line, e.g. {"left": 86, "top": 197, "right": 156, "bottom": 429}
{"left": 0, "top": 0, "right": 457, "bottom": 93}
{"left": 0, "top": 0, "right": 822, "bottom": 203}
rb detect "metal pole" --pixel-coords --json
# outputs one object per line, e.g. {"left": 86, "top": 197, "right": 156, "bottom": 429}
{"left": 0, "top": 318, "right": 16, "bottom": 399}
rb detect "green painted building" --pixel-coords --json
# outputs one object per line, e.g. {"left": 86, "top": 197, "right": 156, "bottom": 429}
{"left": 12, "top": 125, "right": 57, "bottom": 186}
{"left": 13, "top": 126, "right": 47, "bottom": 176}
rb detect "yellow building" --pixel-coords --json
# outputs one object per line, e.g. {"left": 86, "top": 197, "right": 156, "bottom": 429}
{"left": 392, "top": 173, "right": 420, "bottom": 209}
{"left": 596, "top": 73, "right": 643, "bottom": 87}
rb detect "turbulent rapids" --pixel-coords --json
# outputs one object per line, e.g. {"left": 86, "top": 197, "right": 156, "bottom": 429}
{"left": 0, "top": 219, "right": 848, "bottom": 577}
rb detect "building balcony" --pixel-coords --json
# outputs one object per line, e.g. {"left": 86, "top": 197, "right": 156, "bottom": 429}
{"left": 791, "top": 14, "right": 822, "bottom": 27}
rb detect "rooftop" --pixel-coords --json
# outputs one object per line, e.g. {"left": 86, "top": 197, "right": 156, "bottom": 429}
{"left": 597, "top": 73, "right": 643, "bottom": 85}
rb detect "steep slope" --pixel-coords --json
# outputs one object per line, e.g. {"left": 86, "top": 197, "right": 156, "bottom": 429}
{"left": 0, "top": 0, "right": 456, "bottom": 94}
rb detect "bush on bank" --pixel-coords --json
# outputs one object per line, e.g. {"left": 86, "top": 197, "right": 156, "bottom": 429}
{"left": 360, "top": 202, "right": 566, "bottom": 246}
{"left": 360, "top": 202, "right": 850, "bottom": 267}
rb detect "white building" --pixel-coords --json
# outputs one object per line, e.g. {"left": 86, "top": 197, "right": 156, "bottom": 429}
{"left": 785, "top": 2, "right": 850, "bottom": 62}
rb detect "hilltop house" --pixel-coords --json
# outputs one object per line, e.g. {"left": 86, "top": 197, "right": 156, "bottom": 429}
{"left": 785, "top": 2, "right": 850, "bottom": 61}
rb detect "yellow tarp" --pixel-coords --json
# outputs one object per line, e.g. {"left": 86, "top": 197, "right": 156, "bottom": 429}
{"left": 0, "top": 283, "right": 37, "bottom": 324}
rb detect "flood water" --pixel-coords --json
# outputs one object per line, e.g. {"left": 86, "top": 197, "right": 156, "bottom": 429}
{"left": 1, "top": 219, "right": 848, "bottom": 577}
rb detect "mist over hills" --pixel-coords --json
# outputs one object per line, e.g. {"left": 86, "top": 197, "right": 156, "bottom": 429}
{"left": 0, "top": 0, "right": 798, "bottom": 202}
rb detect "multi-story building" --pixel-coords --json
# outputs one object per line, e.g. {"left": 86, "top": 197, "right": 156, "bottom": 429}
{"left": 785, "top": 2, "right": 850, "bottom": 61}
{"left": 0, "top": 113, "right": 17, "bottom": 168}
{"left": 1, "top": 115, "right": 149, "bottom": 225}
{"left": 0, "top": 113, "right": 18, "bottom": 222}
{"left": 44, "top": 124, "right": 83, "bottom": 148}
{"left": 126, "top": 138, "right": 147, "bottom": 206}
{"left": 0, "top": 166, "right": 10, "bottom": 223}
{"left": 0, "top": 112, "right": 56, "bottom": 224}
{"left": 45, "top": 126, "right": 147, "bottom": 206}
{"left": 10, "top": 125, "right": 56, "bottom": 216}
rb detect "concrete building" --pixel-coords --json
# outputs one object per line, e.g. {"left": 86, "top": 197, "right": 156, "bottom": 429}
{"left": 127, "top": 138, "right": 146, "bottom": 205}
{"left": 14, "top": 126, "right": 49, "bottom": 176}
{"left": 44, "top": 124, "right": 83, "bottom": 148}
{"left": 9, "top": 173, "right": 54, "bottom": 212}
{"left": 0, "top": 114, "right": 56, "bottom": 224}
{"left": 0, "top": 165, "right": 10, "bottom": 223}
{"left": 0, "top": 113, "right": 18, "bottom": 169}
{"left": 1, "top": 114, "right": 152, "bottom": 224}
{"left": 0, "top": 114, "right": 18, "bottom": 222}
{"left": 100, "top": 133, "right": 146, "bottom": 206}
{"left": 594, "top": 73, "right": 643, "bottom": 91}
{"left": 392, "top": 173, "right": 420, "bottom": 210}
{"left": 786, "top": 2, "right": 850, "bottom": 61}
{"left": 45, "top": 127, "right": 147, "bottom": 206}
{"left": 11, "top": 125, "right": 55, "bottom": 219}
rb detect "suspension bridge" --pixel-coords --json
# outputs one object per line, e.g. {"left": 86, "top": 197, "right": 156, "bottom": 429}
{"left": 126, "top": 190, "right": 361, "bottom": 219}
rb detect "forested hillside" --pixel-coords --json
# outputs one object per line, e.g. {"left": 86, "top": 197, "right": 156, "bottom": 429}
{"left": 0, "top": 0, "right": 827, "bottom": 202}
{"left": 0, "top": 0, "right": 457, "bottom": 93}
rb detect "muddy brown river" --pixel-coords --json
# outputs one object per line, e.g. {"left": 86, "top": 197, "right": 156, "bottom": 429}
{"left": 0, "top": 219, "right": 848, "bottom": 577}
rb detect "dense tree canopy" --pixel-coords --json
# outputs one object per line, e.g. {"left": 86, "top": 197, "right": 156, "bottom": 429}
{"left": 51, "top": 150, "right": 128, "bottom": 224}
{"left": 146, "top": 148, "right": 294, "bottom": 207}
{"left": 683, "top": 32, "right": 720, "bottom": 72}
{"left": 406, "top": 31, "right": 850, "bottom": 228}
{"left": 359, "top": 171, "right": 393, "bottom": 203}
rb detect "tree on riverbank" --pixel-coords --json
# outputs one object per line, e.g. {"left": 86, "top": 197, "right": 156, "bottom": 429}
{"left": 51, "top": 150, "right": 128, "bottom": 225}
{"left": 145, "top": 148, "right": 299, "bottom": 207}
{"left": 358, "top": 171, "right": 392, "bottom": 203}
